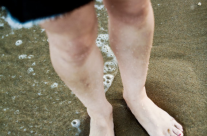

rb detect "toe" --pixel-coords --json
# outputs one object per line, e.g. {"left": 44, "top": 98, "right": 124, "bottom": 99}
{"left": 172, "top": 127, "right": 183, "bottom": 136}
{"left": 167, "top": 129, "right": 176, "bottom": 136}
{"left": 169, "top": 131, "right": 177, "bottom": 136}
{"left": 173, "top": 120, "right": 183, "bottom": 131}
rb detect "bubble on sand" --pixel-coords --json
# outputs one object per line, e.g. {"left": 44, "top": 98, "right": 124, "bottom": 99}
{"left": 27, "top": 68, "right": 34, "bottom": 74}
{"left": 51, "top": 83, "right": 58, "bottom": 89}
{"left": 101, "top": 45, "right": 116, "bottom": 59}
{"left": 103, "top": 74, "right": 114, "bottom": 92}
{"left": 96, "top": 34, "right": 109, "bottom": 47}
{"left": 94, "top": 5, "right": 105, "bottom": 10}
{"left": 15, "top": 40, "right": 22, "bottom": 46}
{"left": 18, "top": 54, "right": 27, "bottom": 59}
{"left": 14, "top": 110, "right": 19, "bottom": 114}
{"left": 28, "top": 55, "right": 34, "bottom": 59}
{"left": 104, "top": 61, "right": 118, "bottom": 73}
{"left": 18, "top": 54, "right": 34, "bottom": 59}
{"left": 71, "top": 119, "right": 80, "bottom": 128}
{"left": 71, "top": 119, "right": 81, "bottom": 135}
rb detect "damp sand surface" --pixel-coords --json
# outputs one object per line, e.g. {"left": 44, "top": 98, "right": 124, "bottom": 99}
{"left": 0, "top": 0, "right": 207, "bottom": 135}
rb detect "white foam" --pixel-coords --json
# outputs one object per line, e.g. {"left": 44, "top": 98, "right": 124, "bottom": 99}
{"left": 104, "top": 61, "right": 117, "bottom": 73}
{"left": 18, "top": 54, "right": 34, "bottom": 59}
{"left": 96, "top": 34, "right": 109, "bottom": 47}
{"left": 5, "top": 14, "right": 33, "bottom": 29}
{"left": 38, "top": 92, "right": 42, "bottom": 96}
{"left": 103, "top": 74, "right": 114, "bottom": 92}
{"left": 15, "top": 40, "right": 22, "bottom": 46}
{"left": 94, "top": 5, "right": 105, "bottom": 10}
{"left": 71, "top": 119, "right": 80, "bottom": 128}
{"left": 71, "top": 119, "right": 81, "bottom": 135}
{"left": 41, "top": 29, "right": 45, "bottom": 32}
{"left": 27, "top": 68, "right": 34, "bottom": 73}
{"left": 19, "top": 54, "right": 27, "bottom": 59}
{"left": 32, "top": 62, "right": 36, "bottom": 66}
{"left": 101, "top": 45, "right": 115, "bottom": 58}
{"left": 0, "top": 23, "right": 4, "bottom": 27}
{"left": 28, "top": 55, "right": 34, "bottom": 59}
{"left": 51, "top": 83, "right": 58, "bottom": 89}
{"left": 96, "top": 0, "right": 103, "bottom": 2}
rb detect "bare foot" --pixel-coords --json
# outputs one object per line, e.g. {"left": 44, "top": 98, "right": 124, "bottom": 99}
{"left": 124, "top": 87, "right": 183, "bottom": 136}
{"left": 87, "top": 106, "right": 114, "bottom": 136}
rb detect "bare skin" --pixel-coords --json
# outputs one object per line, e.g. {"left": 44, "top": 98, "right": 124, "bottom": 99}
{"left": 41, "top": 2, "right": 114, "bottom": 136}
{"left": 104, "top": 0, "right": 183, "bottom": 135}
{"left": 40, "top": 0, "right": 183, "bottom": 136}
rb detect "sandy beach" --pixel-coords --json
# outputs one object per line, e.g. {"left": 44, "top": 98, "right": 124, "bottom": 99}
{"left": 0, "top": 0, "right": 206, "bottom": 135}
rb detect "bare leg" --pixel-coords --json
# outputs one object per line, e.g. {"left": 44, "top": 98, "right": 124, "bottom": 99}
{"left": 40, "top": 2, "right": 114, "bottom": 136}
{"left": 104, "top": 0, "right": 183, "bottom": 136}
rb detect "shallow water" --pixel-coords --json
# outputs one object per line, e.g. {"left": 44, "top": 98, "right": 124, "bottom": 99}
{"left": 0, "top": 0, "right": 207, "bottom": 136}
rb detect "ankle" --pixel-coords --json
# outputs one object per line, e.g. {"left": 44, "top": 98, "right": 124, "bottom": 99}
{"left": 87, "top": 103, "right": 113, "bottom": 119}
{"left": 123, "top": 87, "right": 148, "bottom": 103}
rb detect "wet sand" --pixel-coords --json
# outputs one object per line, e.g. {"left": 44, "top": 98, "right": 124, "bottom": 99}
{"left": 0, "top": 0, "right": 207, "bottom": 135}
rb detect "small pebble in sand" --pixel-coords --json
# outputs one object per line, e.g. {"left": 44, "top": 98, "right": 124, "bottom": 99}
{"left": 198, "top": 2, "right": 201, "bottom": 6}
{"left": 15, "top": 40, "right": 23, "bottom": 46}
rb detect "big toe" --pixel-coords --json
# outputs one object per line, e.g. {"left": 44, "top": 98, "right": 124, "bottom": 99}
{"left": 172, "top": 127, "right": 183, "bottom": 136}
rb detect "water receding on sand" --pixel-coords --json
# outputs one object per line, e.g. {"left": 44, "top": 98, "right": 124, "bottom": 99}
{"left": 0, "top": 0, "right": 207, "bottom": 136}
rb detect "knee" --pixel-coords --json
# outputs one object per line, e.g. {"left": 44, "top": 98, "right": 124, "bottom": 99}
{"left": 104, "top": 0, "right": 151, "bottom": 24}
{"left": 49, "top": 31, "right": 97, "bottom": 65}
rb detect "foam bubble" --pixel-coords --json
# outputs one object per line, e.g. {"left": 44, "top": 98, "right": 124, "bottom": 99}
{"left": 18, "top": 54, "right": 34, "bottom": 59}
{"left": 103, "top": 74, "right": 114, "bottom": 92}
{"left": 104, "top": 61, "right": 117, "bottom": 73}
{"left": 71, "top": 119, "right": 81, "bottom": 135}
{"left": 19, "top": 54, "right": 27, "bottom": 59}
{"left": 51, "top": 83, "right": 58, "bottom": 89}
{"left": 27, "top": 68, "right": 34, "bottom": 73}
{"left": 28, "top": 55, "right": 34, "bottom": 59}
{"left": 71, "top": 119, "right": 80, "bottom": 127}
{"left": 96, "top": 34, "right": 109, "bottom": 47}
{"left": 15, "top": 40, "right": 22, "bottom": 46}
{"left": 94, "top": 5, "right": 105, "bottom": 10}
{"left": 96, "top": 0, "right": 103, "bottom": 2}
{"left": 32, "top": 62, "right": 36, "bottom": 66}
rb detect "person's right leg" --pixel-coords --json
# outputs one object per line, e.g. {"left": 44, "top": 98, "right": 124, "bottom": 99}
{"left": 104, "top": 0, "right": 183, "bottom": 136}
{"left": 40, "top": 2, "right": 114, "bottom": 136}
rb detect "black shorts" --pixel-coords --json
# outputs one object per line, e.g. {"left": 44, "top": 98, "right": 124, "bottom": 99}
{"left": 0, "top": 0, "right": 93, "bottom": 23}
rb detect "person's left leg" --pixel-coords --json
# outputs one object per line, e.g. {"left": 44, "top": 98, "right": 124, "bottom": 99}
{"left": 103, "top": 0, "right": 183, "bottom": 136}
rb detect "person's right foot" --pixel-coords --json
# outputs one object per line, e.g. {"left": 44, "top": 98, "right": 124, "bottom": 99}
{"left": 124, "top": 87, "right": 183, "bottom": 136}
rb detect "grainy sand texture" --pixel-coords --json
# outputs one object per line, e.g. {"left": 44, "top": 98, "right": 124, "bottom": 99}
{"left": 0, "top": 0, "right": 206, "bottom": 135}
